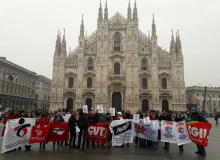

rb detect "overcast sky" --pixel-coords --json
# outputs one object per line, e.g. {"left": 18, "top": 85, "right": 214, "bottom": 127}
{"left": 1, "top": 0, "right": 220, "bottom": 87}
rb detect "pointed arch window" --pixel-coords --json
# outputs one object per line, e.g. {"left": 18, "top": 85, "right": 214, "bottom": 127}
{"left": 87, "top": 77, "right": 92, "bottom": 88}
{"left": 88, "top": 58, "right": 94, "bottom": 70}
{"left": 69, "top": 77, "right": 74, "bottom": 88}
{"left": 114, "top": 63, "right": 120, "bottom": 74}
{"left": 162, "top": 78, "right": 167, "bottom": 89}
{"left": 142, "top": 78, "right": 148, "bottom": 89}
{"left": 142, "top": 59, "right": 147, "bottom": 70}
{"left": 114, "top": 34, "right": 121, "bottom": 51}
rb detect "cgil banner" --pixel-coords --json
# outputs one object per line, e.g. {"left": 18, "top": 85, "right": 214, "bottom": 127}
{"left": 134, "top": 119, "right": 158, "bottom": 142}
{"left": 30, "top": 125, "right": 49, "bottom": 144}
{"left": 46, "top": 122, "right": 69, "bottom": 143}
{"left": 1, "top": 118, "right": 36, "bottom": 153}
{"left": 111, "top": 119, "right": 134, "bottom": 146}
{"left": 86, "top": 122, "right": 110, "bottom": 144}
{"left": 186, "top": 119, "right": 212, "bottom": 147}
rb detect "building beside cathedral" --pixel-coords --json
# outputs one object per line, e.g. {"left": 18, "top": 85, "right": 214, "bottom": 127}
{"left": 50, "top": 1, "right": 186, "bottom": 113}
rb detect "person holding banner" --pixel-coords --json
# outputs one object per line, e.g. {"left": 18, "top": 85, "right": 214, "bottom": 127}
{"left": 174, "top": 113, "right": 184, "bottom": 151}
{"left": 103, "top": 113, "right": 113, "bottom": 147}
{"left": 190, "top": 107, "right": 208, "bottom": 156}
{"left": 35, "top": 112, "right": 49, "bottom": 149}
{"left": 2, "top": 110, "right": 20, "bottom": 137}
{"left": 60, "top": 109, "right": 70, "bottom": 147}
{"left": 52, "top": 112, "right": 65, "bottom": 149}
{"left": 159, "top": 109, "right": 172, "bottom": 150}
{"left": 116, "top": 112, "right": 123, "bottom": 120}
{"left": 151, "top": 113, "right": 159, "bottom": 149}
{"left": 134, "top": 110, "right": 144, "bottom": 146}
{"left": 25, "top": 112, "right": 34, "bottom": 150}
{"left": 69, "top": 111, "right": 78, "bottom": 149}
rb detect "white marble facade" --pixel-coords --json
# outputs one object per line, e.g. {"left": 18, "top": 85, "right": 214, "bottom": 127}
{"left": 50, "top": 1, "right": 186, "bottom": 113}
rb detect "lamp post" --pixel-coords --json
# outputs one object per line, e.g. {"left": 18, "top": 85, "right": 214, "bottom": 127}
{"left": 5, "top": 74, "right": 18, "bottom": 110}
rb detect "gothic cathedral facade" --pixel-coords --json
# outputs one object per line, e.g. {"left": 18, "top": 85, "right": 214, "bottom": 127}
{"left": 50, "top": 1, "right": 186, "bottom": 113}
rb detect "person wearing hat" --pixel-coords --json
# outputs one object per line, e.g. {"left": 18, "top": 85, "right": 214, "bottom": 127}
{"left": 53, "top": 112, "right": 64, "bottom": 149}
{"left": 75, "top": 110, "right": 88, "bottom": 150}
{"left": 190, "top": 107, "right": 208, "bottom": 156}
{"left": 103, "top": 113, "right": 113, "bottom": 147}
{"left": 116, "top": 112, "right": 123, "bottom": 120}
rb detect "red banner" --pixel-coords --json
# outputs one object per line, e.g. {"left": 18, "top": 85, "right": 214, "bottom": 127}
{"left": 46, "top": 122, "right": 69, "bottom": 143}
{"left": 186, "top": 120, "right": 212, "bottom": 147}
{"left": 30, "top": 125, "right": 49, "bottom": 144}
{"left": 86, "top": 122, "right": 110, "bottom": 144}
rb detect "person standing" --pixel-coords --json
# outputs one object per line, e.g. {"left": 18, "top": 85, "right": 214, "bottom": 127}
{"left": 151, "top": 113, "right": 159, "bottom": 149}
{"left": 191, "top": 107, "right": 208, "bottom": 156}
{"left": 53, "top": 112, "right": 64, "bottom": 149}
{"left": 60, "top": 109, "right": 70, "bottom": 146}
{"left": 116, "top": 112, "right": 123, "bottom": 120}
{"left": 86, "top": 110, "right": 98, "bottom": 148}
{"left": 35, "top": 113, "right": 50, "bottom": 149}
{"left": 214, "top": 113, "right": 219, "bottom": 124}
{"left": 25, "top": 112, "right": 34, "bottom": 150}
{"left": 123, "top": 110, "right": 133, "bottom": 146}
{"left": 75, "top": 110, "right": 88, "bottom": 150}
{"left": 159, "top": 109, "right": 172, "bottom": 150}
{"left": 134, "top": 109, "right": 144, "bottom": 146}
{"left": 174, "top": 113, "right": 184, "bottom": 151}
{"left": 103, "top": 113, "right": 113, "bottom": 147}
{"left": 69, "top": 112, "right": 77, "bottom": 149}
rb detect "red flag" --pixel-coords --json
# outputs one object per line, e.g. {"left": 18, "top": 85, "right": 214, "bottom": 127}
{"left": 30, "top": 125, "right": 48, "bottom": 144}
{"left": 186, "top": 120, "right": 212, "bottom": 147}
{"left": 86, "top": 122, "right": 110, "bottom": 144}
{"left": 46, "top": 122, "right": 69, "bottom": 143}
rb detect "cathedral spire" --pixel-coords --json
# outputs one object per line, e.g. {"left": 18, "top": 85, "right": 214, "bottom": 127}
{"left": 133, "top": 0, "right": 138, "bottom": 20}
{"left": 104, "top": 0, "right": 108, "bottom": 21}
{"left": 62, "top": 29, "right": 66, "bottom": 43}
{"left": 177, "top": 30, "right": 182, "bottom": 52}
{"left": 55, "top": 29, "right": 61, "bottom": 55}
{"left": 98, "top": 0, "right": 103, "bottom": 21}
{"left": 152, "top": 14, "right": 156, "bottom": 37}
{"left": 80, "top": 14, "right": 84, "bottom": 37}
{"left": 127, "top": 0, "right": 131, "bottom": 20}
{"left": 61, "top": 29, "right": 67, "bottom": 56}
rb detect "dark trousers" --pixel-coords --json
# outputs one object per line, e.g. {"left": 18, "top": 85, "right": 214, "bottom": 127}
{"left": 40, "top": 143, "right": 45, "bottom": 148}
{"left": 135, "top": 136, "right": 138, "bottom": 144}
{"left": 86, "top": 140, "right": 95, "bottom": 147}
{"left": 53, "top": 142, "right": 60, "bottom": 147}
{"left": 196, "top": 144, "right": 205, "bottom": 153}
{"left": 60, "top": 141, "right": 68, "bottom": 145}
{"left": 78, "top": 130, "right": 86, "bottom": 148}
{"left": 165, "top": 142, "right": 169, "bottom": 148}
{"left": 147, "top": 140, "right": 152, "bottom": 146}
{"left": 179, "top": 145, "right": 183, "bottom": 149}
{"left": 69, "top": 130, "right": 76, "bottom": 147}
{"left": 25, "top": 145, "right": 31, "bottom": 149}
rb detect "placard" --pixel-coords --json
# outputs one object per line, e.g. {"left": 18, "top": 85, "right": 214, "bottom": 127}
{"left": 110, "top": 108, "right": 115, "bottom": 116}
{"left": 97, "top": 104, "right": 104, "bottom": 113}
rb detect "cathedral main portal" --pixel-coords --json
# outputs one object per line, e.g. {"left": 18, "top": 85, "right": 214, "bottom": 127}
{"left": 112, "top": 92, "right": 122, "bottom": 111}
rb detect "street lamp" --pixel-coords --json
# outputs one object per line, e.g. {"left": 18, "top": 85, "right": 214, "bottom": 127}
{"left": 5, "top": 74, "right": 18, "bottom": 110}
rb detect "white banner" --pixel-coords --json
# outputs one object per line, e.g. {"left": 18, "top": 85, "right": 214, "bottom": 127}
{"left": 83, "top": 105, "right": 88, "bottom": 114}
{"left": 109, "top": 108, "right": 115, "bottom": 116}
{"left": 111, "top": 120, "right": 134, "bottom": 146}
{"left": 161, "top": 121, "right": 176, "bottom": 143}
{"left": 97, "top": 104, "right": 103, "bottom": 113}
{"left": 134, "top": 119, "right": 158, "bottom": 142}
{"left": 1, "top": 118, "right": 36, "bottom": 153}
{"left": 63, "top": 114, "right": 71, "bottom": 122}
{"left": 174, "top": 121, "right": 191, "bottom": 146}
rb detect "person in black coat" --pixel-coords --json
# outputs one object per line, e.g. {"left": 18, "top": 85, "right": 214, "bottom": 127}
{"left": 86, "top": 111, "right": 98, "bottom": 148}
{"left": 75, "top": 110, "right": 88, "bottom": 150}
{"left": 159, "top": 109, "right": 172, "bottom": 150}
{"left": 174, "top": 113, "right": 184, "bottom": 151}
{"left": 190, "top": 107, "right": 207, "bottom": 156}
{"left": 69, "top": 112, "right": 77, "bottom": 148}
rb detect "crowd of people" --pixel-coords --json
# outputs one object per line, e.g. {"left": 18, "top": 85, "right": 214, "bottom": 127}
{"left": 0, "top": 107, "right": 211, "bottom": 156}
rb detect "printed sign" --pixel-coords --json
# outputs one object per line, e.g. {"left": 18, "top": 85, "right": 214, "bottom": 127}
{"left": 133, "top": 114, "right": 140, "bottom": 123}
{"left": 97, "top": 104, "right": 104, "bottom": 113}
{"left": 110, "top": 108, "right": 115, "bottom": 116}
{"left": 161, "top": 121, "right": 176, "bottom": 143}
{"left": 83, "top": 105, "right": 88, "bottom": 114}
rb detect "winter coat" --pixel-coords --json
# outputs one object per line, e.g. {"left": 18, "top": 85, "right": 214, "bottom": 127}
{"left": 2, "top": 114, "right": 20, "bottom": 137}
{"left": 88, "top": 114, "right": 99, "bottom": 123}
{"left": 159, "top": 114, "right": 172, "bottom": 121}
{"left": 103, "top": 117, "right": 113, "bottom": 124}
{"left": 123, "top": 114, "right": 133, "bottom": 119}
{"left": 190, "top": 112, "right": 208, "bottom": 122}
{"left": 97, "top": 114, "right": 105, "bottom": 123}
{"left": 36, "top": 117, "right": 50, "bottom": 129}
{"left": 174, "top": 117, "right": 183, "bottom": 122}
{"left": 53, "top": 117, "right": 64, "bottom": 122}
{"left": 69, "top": 116, "right": 77, "bottom": 131}
{"left": 77, "top": 114, "right": 88, "bottom": 130}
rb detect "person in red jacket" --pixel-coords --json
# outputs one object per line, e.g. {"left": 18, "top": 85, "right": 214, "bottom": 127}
{"left": 35, "top": 112, "right": 50, "bottom": 149}
{"left": 2, "top": 110, "right": 20, "bottom": 137}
